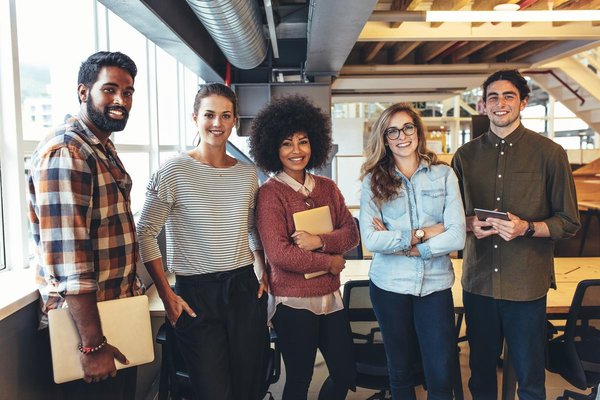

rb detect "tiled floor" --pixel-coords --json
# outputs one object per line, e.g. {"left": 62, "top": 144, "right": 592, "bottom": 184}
{"left": 264, "top": 341, "right": 588, "bottom": 400}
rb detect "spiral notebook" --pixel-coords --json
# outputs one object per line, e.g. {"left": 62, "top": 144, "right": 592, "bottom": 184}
{"left": 47, "top": 295, "right": 154, "bottom": 383}
{"left": 292, "top": 205, "right": 333, "bottom": 279}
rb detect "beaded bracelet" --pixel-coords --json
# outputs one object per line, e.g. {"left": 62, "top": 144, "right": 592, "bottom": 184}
{"left": 78, "top": 336, "right": 108, "bottom": 354}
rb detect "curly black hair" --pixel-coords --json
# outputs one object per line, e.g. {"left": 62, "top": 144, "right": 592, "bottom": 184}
{"left": 249, "top": 94, "right": 332, "bottom": 174}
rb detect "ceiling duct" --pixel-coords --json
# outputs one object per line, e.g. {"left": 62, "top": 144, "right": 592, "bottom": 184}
{"left": 185, "top": 0, "right": 267, "bottom": 70}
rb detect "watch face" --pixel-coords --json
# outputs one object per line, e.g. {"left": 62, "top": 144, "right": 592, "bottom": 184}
{"left": 416, "top": 229, "right": 425, "bottom": 239}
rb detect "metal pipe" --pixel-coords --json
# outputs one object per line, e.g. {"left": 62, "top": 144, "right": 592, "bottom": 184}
{"left": 185, "top": 0, "right": 267, "bottom": 70}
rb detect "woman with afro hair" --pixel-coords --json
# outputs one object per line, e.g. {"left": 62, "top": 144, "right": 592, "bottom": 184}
{"left": 250, "top": 95, "right": 359, "bottom": 400}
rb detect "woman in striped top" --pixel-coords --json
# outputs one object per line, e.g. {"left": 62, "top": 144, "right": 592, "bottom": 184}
{"left": 250, "top": 95, "right": 359, "bottom": 400}
{"left": 136, "top": 83, "right": 268, "bottom": 400}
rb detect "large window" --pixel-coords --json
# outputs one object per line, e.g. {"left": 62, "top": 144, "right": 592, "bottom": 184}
{"left": 1, "top": 0, "right": 207, "bottom": 273}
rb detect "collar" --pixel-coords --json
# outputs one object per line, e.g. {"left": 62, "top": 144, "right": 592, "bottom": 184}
{"left": 72, "top": 116, "right": 117, "bottom": 154}
{"left": 394, "top": 158, "right": 430, "bottom": 179}
{"left": 274, "top": 171, "right": 315, "bottom": 196}
{"left": 485, "top": 123, "right": 526, "bottom": 148}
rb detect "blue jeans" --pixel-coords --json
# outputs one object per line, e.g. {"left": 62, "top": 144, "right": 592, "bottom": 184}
{"left": 463, "top": 291, "right": 547, "bottom": 400}
{"left": 370, "top": 283, "right": 457, "bottom": 400}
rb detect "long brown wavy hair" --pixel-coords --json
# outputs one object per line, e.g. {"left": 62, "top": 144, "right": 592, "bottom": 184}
{"left": 360, "top": 103, "right": 445, "bottom": 205}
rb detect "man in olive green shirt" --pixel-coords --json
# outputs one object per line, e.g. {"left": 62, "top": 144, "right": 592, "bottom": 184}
{"left": 452, "top": 69, "right": 580, "bottom": 400}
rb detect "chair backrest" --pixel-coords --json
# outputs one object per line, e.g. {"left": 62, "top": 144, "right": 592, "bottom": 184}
{"left": 343, "top": 280, "right": 379, "bottom": 342}
{"left": 564, "top": 279, "right": 600, "bottom": 387}
{"left": 343, "top": 217, "right": 364, "bottom": 260}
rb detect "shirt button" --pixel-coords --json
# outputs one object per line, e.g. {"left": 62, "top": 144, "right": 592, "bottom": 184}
{"left": 509, "top": 143, "right": 513, "bottom": 146}
{"left": 495, "top": 144, "right": 498, "bottom": 147}
{"left": 494, "top": 268, "right": 499, "bottom": 272}
{"left": 494, "top": 244, "right": 498, "bottom": 248}
{"left": 500, "top": 151, "right": 505, "bottom": 155}
{"left": 498, "top": 174, "right": 502, "bottom": 178}
{"left": 501, "top": 140, "right": 505, "bottom": 143}
{"left": 496, "top": 197, "right": 500, "bottom": 201}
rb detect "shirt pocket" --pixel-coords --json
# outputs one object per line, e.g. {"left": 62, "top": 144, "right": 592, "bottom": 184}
{"left": 381, "top": 191, "right": 408, "bottom": 220}
{"left": 421, "top": 188, "right": 445, "bottom": 219}
{"left": 508, "top": 172, "right": 543, "bottom": 216}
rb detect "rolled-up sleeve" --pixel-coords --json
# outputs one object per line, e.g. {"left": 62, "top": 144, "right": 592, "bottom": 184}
{"left": 544, "top": 146, "right": 580, "bottom": 240}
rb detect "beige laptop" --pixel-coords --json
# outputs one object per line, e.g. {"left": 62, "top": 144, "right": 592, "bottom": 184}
{"left": 293, "top": 205, "right": 334, "bottom": 279}
{"left": 48, "top": 295, "right": 154, "bottom": 384}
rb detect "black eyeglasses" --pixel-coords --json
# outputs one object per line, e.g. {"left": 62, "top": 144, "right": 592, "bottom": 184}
{"left": 384, "top": 123, "right": 417, "bottom": 140}
{"left": 304, "top": 196, "right": 315, "bottom": 209}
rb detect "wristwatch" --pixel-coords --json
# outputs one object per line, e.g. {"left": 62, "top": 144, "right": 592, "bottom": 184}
{"left": 415, "top": 229, "right": 425, "bottom": 243}
{"left": 524, "top": 221, "right": 535, "bottom": 238}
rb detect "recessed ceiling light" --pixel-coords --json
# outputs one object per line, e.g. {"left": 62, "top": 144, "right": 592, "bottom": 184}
{"left": 493, "top": 3, "right": 521, "bottom": 11}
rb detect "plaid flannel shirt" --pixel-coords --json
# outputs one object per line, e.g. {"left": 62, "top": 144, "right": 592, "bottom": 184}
{"left": 29, "top": 117, "right": 144, "bottom": 326}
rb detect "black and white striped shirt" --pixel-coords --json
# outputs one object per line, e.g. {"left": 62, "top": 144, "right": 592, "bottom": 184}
{"left": 137, "top": 154, "right": 260, "bottom": 275}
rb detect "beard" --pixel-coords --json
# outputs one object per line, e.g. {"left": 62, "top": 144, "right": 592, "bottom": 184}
{"left": 86, "top": 99, "right": 129, "bottom": 133}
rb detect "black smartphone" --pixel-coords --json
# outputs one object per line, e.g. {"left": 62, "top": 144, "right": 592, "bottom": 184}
{"left": 474, "top": 208, "right": 510, "bottom": 230}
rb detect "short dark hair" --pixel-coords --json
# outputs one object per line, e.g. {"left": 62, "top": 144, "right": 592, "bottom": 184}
{"left": 249, "top": 95, "right": 332, "bottom": 174}
{"left": 482, "top": 69, "right": 530, "bottom": 101}
{"left": 77, "top": 52, "right": 137, "bottom": 103}
{"left": 193, "top": 83, "right": 238, "bottom": 117}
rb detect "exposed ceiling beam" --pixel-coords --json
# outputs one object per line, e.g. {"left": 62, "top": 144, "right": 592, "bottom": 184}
{"left": 476, "top": 40, "right": 527, "bottom": 60}
{"left": 391, "top": 41, "right": 422, "bottom": 62}
{"left": 362, "top": 42, "right": 386, "bottom": 63}
{"left": 471, "top": 0, "right": 520, "bottom": 10}
{"left": 340, "top": 62, "right": 529, "bottom": 75}
{"left": 332, "top": 93, "right": 457, "bottom": 103}
{"left": 98, "top": 0, "right": 225, "bottom": 81}
{"left": 529, "top": 39, "right": 600, "bottom": 65}
{"left": 454, "top": 40, "right": 492, "bottom": 59}
{"left": 332, "top": 74, "right": 488, "bottom": 92}
{"left": 360, "top": 21, "right": 600, "bottom": 41}
{"left": 418, "top": 41, "right": 456, "bottom": 62}
{"left": 504, "top": 41, "right": 558, "bottom": 62}
{"left": 305, "top": 0, "right": 379, "bottom": 75}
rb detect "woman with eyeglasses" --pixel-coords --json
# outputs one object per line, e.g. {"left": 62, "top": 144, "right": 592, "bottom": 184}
{"left": 136, "top": 83, "right": 268, "bottom": 400}
{"left": 249, "top": 95, "right": 359, "bottom": 400}
{"left": 359, "top": 103, "right": 466, "bottom": 400}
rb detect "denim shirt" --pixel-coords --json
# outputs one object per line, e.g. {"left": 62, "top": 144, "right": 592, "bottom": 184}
{"left": 359, "top": 162, "right": 466, "bottom": 297}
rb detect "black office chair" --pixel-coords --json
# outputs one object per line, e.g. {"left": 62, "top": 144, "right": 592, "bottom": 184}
{"left": 546, "top": 279, "right": 600, "bottom": 400}
{"left": 344, "top": 217, "right": 364, "bottom": 260}
{"left": 320, "top": 279, "right": 424, "bottom": 400}
{"left": 155, "top": 321, "right": 280, "bottom": 400}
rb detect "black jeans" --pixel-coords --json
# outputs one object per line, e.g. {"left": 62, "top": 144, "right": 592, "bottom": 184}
{"left": 174, "top": 265, "right": 268, "bottom": 400}
{"left": 272, "top": 304, "right": 356, "bottom": 400}
{"left": 463, "top": 290, "right": 547, "bottom": 400}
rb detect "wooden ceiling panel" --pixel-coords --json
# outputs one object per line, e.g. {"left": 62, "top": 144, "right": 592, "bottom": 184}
{"left": 391, "top": 41, "right": 422, "bottom": 62}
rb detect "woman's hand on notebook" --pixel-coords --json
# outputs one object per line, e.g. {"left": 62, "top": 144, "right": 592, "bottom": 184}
{"left": 328, "top": 255, "right": 346, "bottom": 275}
{"left": 291, "top": 230, "right": 324, "bottom": 251}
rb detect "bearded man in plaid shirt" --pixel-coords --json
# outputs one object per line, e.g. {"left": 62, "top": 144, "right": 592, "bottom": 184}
{"left": 28, "top": 51, "right": 144, "bottom": 399}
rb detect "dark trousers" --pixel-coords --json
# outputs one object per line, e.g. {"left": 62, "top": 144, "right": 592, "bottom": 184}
{"left": 463, "top": 290, "right": 547, "bottom": 400}
{"left": 272, "top": 304, "right": 356, "bottom": 400}
{"left": 174, "top": 265, "right": 268, "bottom": 400}
{"left": 370, "top": 283, "right": 457, "bottom": 400}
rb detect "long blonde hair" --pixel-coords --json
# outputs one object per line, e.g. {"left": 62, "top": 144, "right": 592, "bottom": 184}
{"left": 360, "top": 103, "right": 445, "bottom": 204}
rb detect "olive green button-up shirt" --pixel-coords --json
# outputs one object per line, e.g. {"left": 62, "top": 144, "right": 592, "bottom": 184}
{"left": 451, "top": 124, "right": 580, "bottom": 301}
